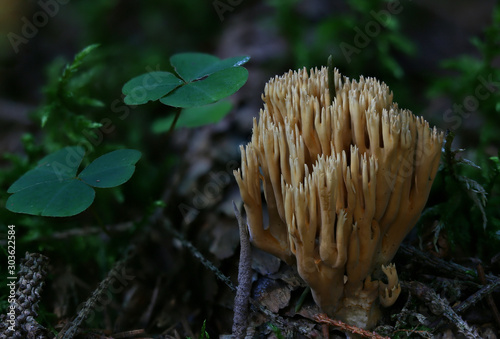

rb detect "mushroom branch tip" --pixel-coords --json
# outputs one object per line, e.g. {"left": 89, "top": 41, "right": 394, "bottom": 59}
{"left": 234, "top": 65, "right": 444, "bottom": 329}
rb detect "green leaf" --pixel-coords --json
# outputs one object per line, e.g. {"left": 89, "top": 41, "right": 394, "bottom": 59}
{"left": 6, "top": 180, "right": 95, "bottom": 217}
{"left": 6, "top": 147, "right": 141, "bottom": 217}
{"left": 121, "top": 53, "right": 250, "bottom": 108}
{"left": 8, "top": 146, "right": 85, "bottom": 193}
{"left": 170, "top": 53, "right": 250, "bottom": 82}
{"left": 122, "top": 72, "right": 183, "bottom": 105}
{"left": 79, "top": 149, "right": 142, "bottom": 188}
{"left": 200, "top": 319, "right": 209, "bottom": 339}
{"left": 152, "top": 100, "right": 232, "bottom": 133}
{"left": 160, "top": 67, "right": 248, "bottom": 108}
{"left": 59, "top": 44, "right": 100, "bottom": 89}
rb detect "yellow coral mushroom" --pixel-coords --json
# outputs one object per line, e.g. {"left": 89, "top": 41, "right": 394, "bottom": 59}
{"left": 234, "top": 66, "right": 444, "bottom": 329}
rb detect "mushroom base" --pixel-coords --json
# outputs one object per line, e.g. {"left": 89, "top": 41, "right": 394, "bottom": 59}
{"left": 335, "top": 301, "right": 382, "bottom": 331}
{"left": 334, "top": 286, "right": 381, "bottom": 330}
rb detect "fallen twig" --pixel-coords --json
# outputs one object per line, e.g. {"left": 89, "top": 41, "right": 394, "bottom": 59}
{"left": 403, "top": 281, "right": 481, "bottom": 339}
{"left": 57, "top": 247, "right": 136, "bottom": 339}
{"left": 313, "top": 313, "right": 390, "bottom": 339}
{"left": 399, "top": 244, "right": 496, "bottom": 284}
{"left": 476, "top": 263, "right": 500, "bottom": 328}
{"left": 454, "top": 270, "right": 500, "bottom": 315}
{"left": 232, "top": 202, "right": 253, "bottom": 338}
{"left": 159, "top": 216, "right": 288, "bottom": 331}
{"left": 160, "top": 218, "right": 236, "bottom": 292}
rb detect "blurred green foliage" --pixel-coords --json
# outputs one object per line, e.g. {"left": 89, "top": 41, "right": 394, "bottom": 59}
{"left": 267, "top": 0, "right": 415, "bottom": 76}
{"left": 422, "top": 132, "right": 500, "bottom": 259}
{"left": 421, "top": 5, "right": 500, "bottom": 259}
{"left": 39, "top": 44, "right": 104, "bottom": 152}
{"left": 428, "top": 4, "right": 500, "bottom": 151}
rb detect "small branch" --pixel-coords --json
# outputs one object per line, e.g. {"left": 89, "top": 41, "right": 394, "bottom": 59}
{"left": 400, "top": 242, "right": 500, "bottom": 334}
{"left": 159, "top": 217, "right": 289, "bottom": 332}
{"left": 403, "top": 281, "right": 481, "bottom": 339}
{"left": 112, "top": 329, "right": 146, "bottom": 338}
{"left": 454, "top": 271, "right": 500, "bottom": 315}
{"left": 140, "top": 276, "right": 162, "bottom": 327}
{"left": 313, "top": 313, "right": 389, "bottom": 339}
{"left": 57, "top": 247, "right": 135, "bottom": 339}
{"left": 160, "top": 218, "right": 236, "bottom": 292}
{"left": 232, "top": 202, "right": 253, "bottom": 339}
{"left": 476, "top": 263, "right": 500, "bottom": 328}
{"left": 398, "top": 244, "right": 496, "bottom": 284}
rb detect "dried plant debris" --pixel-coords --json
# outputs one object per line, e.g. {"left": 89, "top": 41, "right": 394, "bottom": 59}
{"left": 0, "top": 252, "right": 50, "bottom": 339}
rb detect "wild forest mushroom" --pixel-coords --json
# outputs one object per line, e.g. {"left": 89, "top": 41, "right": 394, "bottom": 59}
{"left": 234, "top": 66, "right": 444, "bottom": 329}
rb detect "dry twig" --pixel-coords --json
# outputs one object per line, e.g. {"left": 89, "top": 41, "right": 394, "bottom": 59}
{"left": 399, "top": 244, "right": 496, "bottom": 284}
{"left": 313, "top": 313, "right": 390, "bottom": 339}
{"left": 56, "top": 247, "right": 135, "bottom": 339}
{"left": 452, "top": 270, "right": 500, "bottom": 315}
{"left": 403, "top": 281, "right": 481, "bottom": 339}
{"left": 476, "top": 263, "right": 500, "bottom": 328}
{"left": 232, "top": 202, "right": 253, "bottom": 338}
{"left": 160, "top": 218, "right": 236, "bottom": 292}
{"left": 159, "top": 217, "right": 289, "bottom": 332}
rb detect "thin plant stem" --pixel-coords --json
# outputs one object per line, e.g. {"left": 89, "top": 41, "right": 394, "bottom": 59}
{"left": 168, "top": 108, "right": 182, "bottom": 134}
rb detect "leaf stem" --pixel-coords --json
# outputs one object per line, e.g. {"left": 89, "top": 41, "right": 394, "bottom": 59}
{"left": 168, "top": 108, "right": 182, "bottom": 135}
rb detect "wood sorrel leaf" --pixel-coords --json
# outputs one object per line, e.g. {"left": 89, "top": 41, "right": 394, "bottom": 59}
{"left": 79, "top": 149, "right": 142, "bottom": 188}
{"left": 122, "top": 71, "right": 183, "bottom": 105}
{"left": 160, "top": 67, "right": 248, "bottom": 108}
{"left": 170, "top": 53, "right": 249, "bottom": 82}
{"left": 6, "top": 147, "right": 141, "bottom": 217}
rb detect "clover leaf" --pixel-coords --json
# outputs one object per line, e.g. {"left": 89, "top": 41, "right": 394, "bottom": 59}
{"left": 6, "top": 147, "right": 141, "bottom": 217}
{"left": 160, "top": 67, "right": 248, "bottom": 108}
{"left": 170, "top": 53, "right": 250, "bottom": 82}
{"left": 152, "top": 100, "right": 232, "bottom": 132}
{"left": 122, "top": 72, "right": 183, "bottom": 105}
{"left": 122, "top": 53, "right": 249, "bottom": 108}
